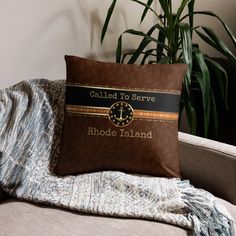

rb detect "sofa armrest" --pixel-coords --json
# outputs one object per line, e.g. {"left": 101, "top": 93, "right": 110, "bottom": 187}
{"left": 179, "top": 132, "right": 236, "bottom": 205}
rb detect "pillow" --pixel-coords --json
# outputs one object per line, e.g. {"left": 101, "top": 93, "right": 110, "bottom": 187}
{"left": 54, "top": 55, "right": 187, "bottom": 177}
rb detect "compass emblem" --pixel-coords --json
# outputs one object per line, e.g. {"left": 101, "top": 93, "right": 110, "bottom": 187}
{"left": 109, "top": 101, "right": 133, "bottom": 127}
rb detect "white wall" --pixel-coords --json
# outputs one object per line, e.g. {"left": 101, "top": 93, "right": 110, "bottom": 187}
{"left": 0, "top": 0, "right": 235, "bottom": 88}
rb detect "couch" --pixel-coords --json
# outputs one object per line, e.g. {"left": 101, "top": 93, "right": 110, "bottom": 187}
{"left": 0, "top": 132, "right": 235, "bottom": 236}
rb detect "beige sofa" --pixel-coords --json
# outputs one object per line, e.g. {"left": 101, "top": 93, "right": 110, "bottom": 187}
{"left": 0, "top": 132, "right": 235, "bottom": 236}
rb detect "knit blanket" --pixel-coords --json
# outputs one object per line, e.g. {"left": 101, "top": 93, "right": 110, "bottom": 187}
{"left": 0, "top": 79, "right": 234, "bottom": 236}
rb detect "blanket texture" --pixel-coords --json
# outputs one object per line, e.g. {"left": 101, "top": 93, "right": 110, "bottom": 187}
{"left": 0, "top": 79, "right": 234, "bottom": 236}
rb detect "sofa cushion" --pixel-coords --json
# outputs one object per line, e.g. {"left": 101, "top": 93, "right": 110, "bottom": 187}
{"left": 0, "top": 199, "right": 235, "bottom": 236}
{"left": 0, "top": 199, "right": 189, "bottom": 236}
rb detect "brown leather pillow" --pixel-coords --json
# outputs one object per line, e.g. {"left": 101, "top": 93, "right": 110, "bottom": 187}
{"left": 54, "top": 55, "right": 187, "bottom": 177}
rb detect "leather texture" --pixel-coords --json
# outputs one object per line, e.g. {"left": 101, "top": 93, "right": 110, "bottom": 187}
{"left": 55, "top": 56, "right": 187, "bottom": 177}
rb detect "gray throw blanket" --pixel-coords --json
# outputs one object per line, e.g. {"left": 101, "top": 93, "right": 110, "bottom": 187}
{"left": 0, "top": 79, "right": 234, "bottom": 236}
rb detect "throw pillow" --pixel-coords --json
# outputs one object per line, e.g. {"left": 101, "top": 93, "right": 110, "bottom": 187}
{"left": 54, "top": 55, "right": 187, "bottom": 177}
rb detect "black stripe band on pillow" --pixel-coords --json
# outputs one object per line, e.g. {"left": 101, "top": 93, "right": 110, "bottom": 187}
{"left": 65, "top": 85, "right": 180, "bottom": 121}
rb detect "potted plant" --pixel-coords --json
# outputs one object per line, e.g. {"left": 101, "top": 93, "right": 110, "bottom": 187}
{"left": 101, "top": 0, "right": 236, "bottom": 138}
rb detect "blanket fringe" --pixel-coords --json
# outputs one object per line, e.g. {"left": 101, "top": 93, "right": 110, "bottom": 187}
{"left": 178, "top": 180, "right": 235, "bottom": 236}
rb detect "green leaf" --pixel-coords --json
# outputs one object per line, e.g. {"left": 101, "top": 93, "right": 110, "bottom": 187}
{"left": 127, "top": 24, "right": 158, "bottom": 64}
{"left": 140, "top": 49, "right": 166, "bottom": 64}
{"left": 116, "top": 28, "right": 168, "bottom": 63}
{"left": 209, "top": 89, "right": 219, "bottom": 135}
{"left": 196, "top": 28, "right": 236, "bottom": 64}
{"left": 156, "top": 28, "right": 166, "bottom": 61}
{"left": 179, "top": 23, "right": 192, "bottom": 84}
{"left": 148, "top": 60, "right": 159, "bottom": 64}
{"left": 122, "top": 29, "right": 168, "bottom": 49}
{"left": 195, "top": 28, "right": 236, "bottom": 65}
{"left": 131, "top": 0, "right": 163, "bottom": 23}
{"left": 140, "top": 0, "right": 154, "bottom": 23}
{"left": 201, "top": 26, "right": 236, "bottom": 64}
{"left": 141, "top": 50, "right": 153, "bottom": 65}
{"left": 121, "top": 51, "right": 136, "bottom": 63}
{"left": 195, "top": 29, "right": 218, "bottom": 50}
{"left": 188, "top": 0, "right": 195, "bottom": 37}
{"left": 128, "top": 38, "right": 152, "bottom": 64}
{"left": 159, "top": 0, "right": 170, "bottom": 17}
{"left": 101, "top": 0, "right": 117, "bottom": 43}
{"left": 173, "top": 0, "right": 191, "bottom": 27}
{"left": 181, "top": 11, "right": 236, "bottom": 47}
{"left": 193, "top": 47, "right": 211, "bottom": 137}
{"left": 158, "top": 56, "right": 172, "bottom": 64}
{"left": 116, "top": 35, "right": 122, "bottom": 63}
{"left": 159, "top": 0, "right": 169, "bottom": 15}
{"left": 205, "top": 57, "right": 228, "bottom": 108}
{"left": 182, "top": 79, "right": 197, "bottom": 134}
{"left": 121, "top": 49, "right": 158, "bottom": 64}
